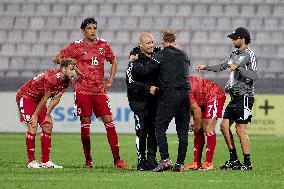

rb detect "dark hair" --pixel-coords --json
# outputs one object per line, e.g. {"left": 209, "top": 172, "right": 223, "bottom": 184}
{"left": 60, "top": 58, "right": 76, "bottom": 68}
{"left": 244, "top": 37, "right": 251, "bottom": 45}
{"left": 162, "top": 29, "right": 176, "bottom": 43}
{"left": 80, "top": 17, "right": 97, "bottom": 30}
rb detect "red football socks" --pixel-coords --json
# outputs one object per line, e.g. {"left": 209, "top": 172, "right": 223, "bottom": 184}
{"left": 104, "top": 121, "right": 120, "bottom": 162}
{"left": 205, "top": 132, "right": 216, "bottom": 163}
{"left": 193, "top": 130, "right": 205, "bottom": 162}
{"left": 41, "top": 131, "right": 51, "bottom": 163}
{"left": 26, "top": 131, "right": 36, "bottom": 163}
{"left": 81, "top": 122, "right": 92, "bottom": 161}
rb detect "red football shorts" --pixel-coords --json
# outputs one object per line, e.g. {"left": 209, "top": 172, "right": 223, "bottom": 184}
{"left": 16, "top": 96, "right": 47, "bottom": 125}
{"left": 202, "top": 95, "right": 226, "bottom": 119}
{"left": 73, "top": 92, "right": 112, "bottom": 117}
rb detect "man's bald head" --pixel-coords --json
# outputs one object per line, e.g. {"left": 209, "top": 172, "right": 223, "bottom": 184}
{"left": 139, "top": 32, "right": 153, "bottom": 44}
{"left": 138, "top": 32, "right": 154, "bottom": 56}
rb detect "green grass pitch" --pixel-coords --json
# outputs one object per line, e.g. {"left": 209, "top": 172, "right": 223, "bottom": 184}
{"left": 0, "top": 133, "right": 283, "bottom": 189}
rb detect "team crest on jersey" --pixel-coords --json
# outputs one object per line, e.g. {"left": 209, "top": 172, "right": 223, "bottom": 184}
{"left": 239, "top": 56, "right": 245, "bottom": 62}
{"left": 99, "top": 48, "right": 104, "bottom": 55}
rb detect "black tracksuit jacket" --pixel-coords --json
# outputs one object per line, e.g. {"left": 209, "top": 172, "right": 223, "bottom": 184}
{"left": 126, "top": 47, "right": 159, "bottom": 112}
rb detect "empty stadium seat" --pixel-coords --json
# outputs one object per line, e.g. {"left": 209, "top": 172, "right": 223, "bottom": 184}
{"left": 14, "top": 17, "right": 29, "bottom": 29}
{"left": 108, "top": 17, "right": 123, "bottom": 29}
{"left": 46, "top": 43, "right": 62, "bottom": 57}
{"left": 240, "top": 5, "right": 256, "bottom": 16}
{"left": 51, "top": 4, "right": 66, "bottom": 16}
{"left": 216, "top": 17, "right": 231, "bottom": 29}
{"left": 177, "top": 31, "right": 190, "bottom": 44}
{"left": 145, "top": 4, "right": 161, "bottom": 16}
{"left": 161, "top": 5, "right": 177, "bottom": 16}
{"left": 249, "top": 18, "right": 264, "bottom": 29}
{"left": 100, "top": 30, "right": 115, "bottom": 43}
{"left": 192, "top": 31, "right": 208, "bottom": 43}
{"left": 17, "top": 44, "right": 31, "bottom": 56}
{"left": 264, "top": 18, "right": 279, "bottom": 30}
{"left": 176, "top": 4, "right": 191, "bottom": 17}
{"left": 277, "top": 46, "right": 284, "bottom": 58}
{"left": 123, "top": 17, "right": 138, "bottom": 29}
{"left": 0, "top": 16, "right": 14, "bottom": 29}
{"left": 66, "top": 4, "right": 82, "bottom": 16}
{"left": 7, "top": 30, "right": 22, "bottom": 43}
{"left": 0, "top": 0, "right": 283, "bottom": 80}
{"left": 138, "top": 17, "right": 154, "bottom": 29}
{"left": 81, "top": 4, "right": 99, "bottom": 17}
{"left": 6, "top": 3, "right": 20, "bottom": 13}
{"left": 30, "top": 17, "right": 45, "bottom": 29}
{"left": 21, "top": 3, "right": 36, "bottom": 13}
{"left": 224, "top": 5, "right": 239, "bottom": 16}
{"left": 0, "top": 30, "right": 7, "bottom": 43}
{"left": 0, "top": 44, "right": 16, "bottom": 56}
{"left": 256, "top": 5, "right": 271, "bottom": 16}
{"left": 273, "top": 4, "right": 284, "bottom": 16}
{"left": 115, "top": 4, "right": 129, "bottom": 16}
{"left": 115, "top": 31, "right": 130, "bottom": 43}
{"left": 0, "top": 57, "right": 9, "bottom": 70}
{"left": 192, "top": 4, "right": 208, "bottom": 16}
{"left": 31, "top": 44, "right": 45, "bottom": 56}
{"left": 38, "top": 31, "right": 54, "bottom": 42}
{"left": 170, "top": 17, "right": 185, "bottom": 30}
{"left": 130, "top": 4, "right": 145, "bottom": 16}
{"left": 10, "top": 57, "right": 25, "bottom": 70}
{"left": 270, "top": 32, "right": 283, "bottom": 43}
{"left": 45, "top": 17, "right": 61, "bottom": 29}
{"left": 36, "top": 4, "right": 51, "bottom": 15}
{"left": 208, "top": 5, "right": 223, "bottom": 16}
{"left": 153, "top": 17, "right": 169, "bottom": 29}
{"left": 99, "top": 4, "right": 114, "bottom": 16}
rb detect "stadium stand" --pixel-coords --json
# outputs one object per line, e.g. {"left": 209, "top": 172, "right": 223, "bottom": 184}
{"left": 0, "top": 0, "right": 283, "bottom": 92}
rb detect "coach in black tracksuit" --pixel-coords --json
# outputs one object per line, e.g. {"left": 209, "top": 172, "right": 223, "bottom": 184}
{"left": 150, "top": 30, "right": 191, "bottom": 172}
{"left": 126, "top": 32, "right": 160, "bottom": 170}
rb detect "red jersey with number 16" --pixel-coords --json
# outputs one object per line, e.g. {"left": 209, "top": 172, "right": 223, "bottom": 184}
{"left": 189, "top": 76, "right": 225, "bottom": 106}
{"left": 60, "top": 38, "right": 116, "bottom": 95}
{"left": 16, "top": 69, "right": 72, "bottom": 103}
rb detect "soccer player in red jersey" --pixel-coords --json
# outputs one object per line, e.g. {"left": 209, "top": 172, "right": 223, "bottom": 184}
{"left": 16, "top": 59, "right": 75, "bottom": 168}
{"left": 184, "top": 76, "right": 226, "bottom": 170}
{"left": 53, "top": 17, "right": 128, "bottom": 169}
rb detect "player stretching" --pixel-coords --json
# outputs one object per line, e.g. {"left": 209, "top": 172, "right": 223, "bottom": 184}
{"left": 53, "top": 17, "right": 128, "bottom": 169}
{"left": 184, "top": 76, "right": 226, "bottom": 170}
{"left": 197, "top": 27, "right": 258, "bottom": 170}
{"left": 16, "top": 59, "right": 75, "bottom": 168}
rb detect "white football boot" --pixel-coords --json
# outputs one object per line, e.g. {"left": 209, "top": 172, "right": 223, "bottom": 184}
{"left": 27, "top": 160, "right": 41, "bottom": 168}
{"left": 40, "top": 161, "right": 63, "bottom": 168}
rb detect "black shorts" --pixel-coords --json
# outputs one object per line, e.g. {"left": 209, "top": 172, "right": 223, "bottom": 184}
{"left": 223, "top": 95, "right": 254, "bottom": 124}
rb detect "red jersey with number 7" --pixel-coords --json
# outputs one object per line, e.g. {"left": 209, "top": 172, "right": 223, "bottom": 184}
{"left": 60, "top": 38, "right": 116, "bottom": 95}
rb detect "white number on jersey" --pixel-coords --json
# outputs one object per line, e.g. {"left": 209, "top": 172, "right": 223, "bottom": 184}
{"left": 91, "top": 56, "right": 99, "bottom": 65}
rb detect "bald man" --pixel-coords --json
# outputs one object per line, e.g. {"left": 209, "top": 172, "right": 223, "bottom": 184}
{"left": 126, "top": 32, "right": 161, "bottom": 171}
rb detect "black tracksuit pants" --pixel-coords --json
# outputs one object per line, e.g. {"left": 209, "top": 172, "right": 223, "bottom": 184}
{"left": 134, "top": 105, "right": 157, "bottom": 163}
{"left": 155, "top": 88, "right": 190, "bottom": 164}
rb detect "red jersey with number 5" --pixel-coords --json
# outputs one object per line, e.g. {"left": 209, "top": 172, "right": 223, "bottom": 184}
{"left": 16, "top": 69, "right": 72, "bottom": 103}
{"left": 189, "top": 76, "right": 225, "bottom": 106}
{"left": 60, "top": 38, "right": 116, "bottom": 95}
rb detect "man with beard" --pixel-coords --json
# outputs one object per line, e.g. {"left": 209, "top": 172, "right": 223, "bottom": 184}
{"left": 197, "top": 27, "right": 258, "bottom": 170}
